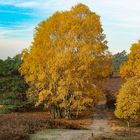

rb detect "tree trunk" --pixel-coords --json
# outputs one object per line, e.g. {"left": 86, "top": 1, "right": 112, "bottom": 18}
{"left": 76, "top": 108, "right": 79, "bottom": 119}
{"left": 65, "top": 108, "right": 68, "bottom": 119}
{"left": 59, "top": 109, "right": 63, "bottom": 118}
{"left": 53, "top": 110, "right": 56, "bottom": 119}
{"left": 127, "top": 121, "right": 130, "bottom": 128}
{"left": 127, "top": 120, "right": 131, "bottom": 137}
{"left": 68, "top": 108, "right": 72, "bottom": 120}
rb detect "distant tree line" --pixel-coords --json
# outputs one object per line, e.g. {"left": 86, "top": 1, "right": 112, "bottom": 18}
{"left": 112, "top": 50, "right": 128, "bottom": 74}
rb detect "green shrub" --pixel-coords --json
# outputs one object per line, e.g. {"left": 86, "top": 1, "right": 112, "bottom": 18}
{"left": 0, "top": 55, "right": 32, "bottom": 113}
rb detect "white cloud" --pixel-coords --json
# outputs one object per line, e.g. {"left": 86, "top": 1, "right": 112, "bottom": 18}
{"left": 0, "top": 23, "right": 35, "bottom": 39}
{"left": 93, "top": 0, "right": 140, "bottom": 53}
{"left": 1, "top": 0, "right": 139, "bottom": 27}
{"left": 0, "top": 1, "right": 39, "bottom": 10}
{"left": 0, "top": 25, "right": 34, "bottom": 59}
{"left": 0, "top": 0, "right": 94, "bottom": 9}
{"left": 16, "top": 2, "right": 39, "bottom": 8}
{"left": 94, "top": 0, "right": 140, "bottom": 26}
{"left": 0, "top": 38, "right": 31, "bottom": 60}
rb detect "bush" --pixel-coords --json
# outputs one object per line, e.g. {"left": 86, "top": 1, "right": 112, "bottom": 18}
{"left": 0, "top": 55, "right": 32, "bottom": 113}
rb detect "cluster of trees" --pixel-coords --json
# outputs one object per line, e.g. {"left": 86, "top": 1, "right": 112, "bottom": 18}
{"left": 112, "top": 50, "right": 127, "bottom": 74}
{"left": 1, "top": 3, "right": 139, "bottom": 126}
{"left": 115, "top": 41, "right": 140, "bottom": 127}
{"left": 19, "top": 4, "right": 112, "bottom": 119}
{"left": 0, "top": 55, "right": 30, "bottom": 113}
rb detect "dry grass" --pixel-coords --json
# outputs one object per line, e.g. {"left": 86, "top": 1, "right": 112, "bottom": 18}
{"left": 109, "top": 117, "right": 140, "bottom": 138}
{"left": 0, "top": 111, "right": 93, "bottom": 140}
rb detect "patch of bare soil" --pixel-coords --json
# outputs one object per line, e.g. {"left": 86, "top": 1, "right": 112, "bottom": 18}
{"left": 90, "top": 109, "right": 114, "bottom": 136}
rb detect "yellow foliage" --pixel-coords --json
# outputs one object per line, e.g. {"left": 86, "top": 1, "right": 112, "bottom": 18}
{"left": 120, "top": 40, "right": 140, "bottom": 79}
{"left": 19, "top": 3, "right": 112, "bottom": 115}
{"left": 115, "top": 77, "right": 140, "bottom": 121}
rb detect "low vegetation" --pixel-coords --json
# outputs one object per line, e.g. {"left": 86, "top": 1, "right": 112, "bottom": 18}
{"left": 0, "top": 111, "right": 92, "bottom": 140}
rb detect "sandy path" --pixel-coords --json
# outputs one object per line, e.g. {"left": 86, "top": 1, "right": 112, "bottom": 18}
{"left": 89, "top": 107, "right": 114, "bottom": 138}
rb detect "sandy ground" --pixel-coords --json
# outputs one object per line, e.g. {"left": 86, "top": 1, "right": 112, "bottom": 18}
{"left": 90, "top": 108, "right": 114, "bottom": 138}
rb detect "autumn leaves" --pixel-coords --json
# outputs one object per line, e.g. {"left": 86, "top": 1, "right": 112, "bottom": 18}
{"left": 19, "top": 3, "right": 140, "bottom": 123}
{"left": 19, "top": 4, "right": 111, "bottom": 119}
{"left": 115, "top": 41, "right": 140, "bottom": 126}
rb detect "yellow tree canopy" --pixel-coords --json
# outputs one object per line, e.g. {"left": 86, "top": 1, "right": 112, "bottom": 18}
{"left": 115, "top": 77, "right": 140, "bottom": 122}
{"left": 120, "top": 40, "right": 140, "bottom": 79}
{"left": 19, "top": 3, "right": 112, "bottom": 117}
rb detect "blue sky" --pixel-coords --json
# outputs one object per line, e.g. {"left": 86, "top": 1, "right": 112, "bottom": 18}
{"left": 0, "top": 0, "right": 140, "bottom": 59}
